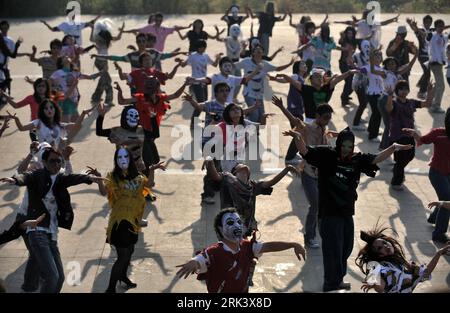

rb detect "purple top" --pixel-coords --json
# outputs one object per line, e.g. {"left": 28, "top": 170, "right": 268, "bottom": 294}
{"left": 389, "top": 98, "right": 422, "bottom": 142}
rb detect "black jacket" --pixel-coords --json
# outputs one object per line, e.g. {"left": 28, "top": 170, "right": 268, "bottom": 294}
{"left": 14, "top": 169, "right": 93, "bottom": 231}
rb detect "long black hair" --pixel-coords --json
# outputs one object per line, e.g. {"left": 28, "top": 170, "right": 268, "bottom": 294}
{"left": 223, "top": 103, "right": 245, "bottom": 125}
{"left": 38, "top": 99, "right": 61, "bottom": 129}
{"left": 33, "top": 78, "right": 51, "bottom": 105}
{"left": 445, "top": 108, "right": 450, "bottom": 140}
{"left": 112, "top": 147, "right": 139, "bottom": 183}
{"left": 192, "top": 19, "right": 204, "bottom": 32}
{"left": 356, "top": 223, "right": 413, "bottom": 276}
{"left": 320, "top": 24, "right": 331, "bottom": 43}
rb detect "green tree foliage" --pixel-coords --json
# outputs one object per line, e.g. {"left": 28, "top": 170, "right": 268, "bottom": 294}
{"left": 0, "top": 0, "right": 449, "bottom": 17}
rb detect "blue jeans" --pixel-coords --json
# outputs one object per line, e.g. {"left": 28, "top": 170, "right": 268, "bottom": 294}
{"left": 244, "top": 96, "right": 265, "bottom": 123}
{"left": 301, "top": 172, "right": 319, "bottom": 241}
{"left": 428, "top": 168, "right": 450, "bottom": 239}
{"left": 21, "top": 234, "right": 40, "bottom": 292}
{"left": 28, "top": 231, "right": 65, "bottom": 293}
{"left": 319, "top": 215, "right": 354, "bottom": 292}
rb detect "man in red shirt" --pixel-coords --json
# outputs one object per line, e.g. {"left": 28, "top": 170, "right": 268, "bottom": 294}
{"left": 176, "top": 208, "right": 305, "bottom": 293}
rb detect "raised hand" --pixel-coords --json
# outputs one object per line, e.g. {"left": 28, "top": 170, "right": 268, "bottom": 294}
{"left": 361, "top": 282, "right": 375, "bottom": 293}
{"left": 175, "top": 260, "right": 199, "bottom": 279}
{"left": 283, "top": 129, "right": 302, "bottom": 138}
{"left": 113, "top": 82, "right": 122, "bottom": 92}
{"left": 62, "top": 146, "right": 75, "bottom": 160}
{"left": 149, "top": 161, "right": 167, "bottom": 172}
{"left": 86, "top": 166, "right": 101, "bottom": 177}
{"left": 428, "top": 201, "right": 443, "bottom": 210}
{"left": 182, "top": 92, "right": 193, "bottom": 102}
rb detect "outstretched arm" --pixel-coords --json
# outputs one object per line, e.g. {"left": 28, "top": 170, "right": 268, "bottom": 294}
{"left": 271, "top": 95, "right": 303, "bottom": 128}
{"left": 283, "top": 129, "right": 308, "bottom": 156}
{"left": 6, "top": 111, "right": 35, "bottom": 132}
{"left": 167, "top": 80, "right": 189, "bottom": 101}
{"left": 182, "top": 92, "right": 204, "bottom": 112}
{"left": 260, "top": 165, "right": 300, "bottom": 188}
{"left": 372, "top": 143, "right": 413, "bottom": 164}
{"left": 40, "top": 20, "right": 59, "bottom": 32}
{"left": 380, "top": 14, "right": 400, "bottom": 26}
{"left": 260, "top": 241, "right": 305, "bottom": 261}
{"left": 267, "top": 46, "right": 284, "bottom": 61}
{"left": 167, "top": 61, "right": 182, "bottom": 79}
{"left": 175, "top": 29, "right": 188, "bottom": 40}
{"left": 204, "top": 158, "right": 222, "bottom": 182}
{"left": 275, "top": 57, "right": 295, "bottom": 72}
{"left": 329, "top": 69, "right": 359, "bottom": 89}
{"left": 424, "top": 245, "right": 450, "bottom": 276}
{"left": 114, "top": 83, "right": 136, "bottom": 105}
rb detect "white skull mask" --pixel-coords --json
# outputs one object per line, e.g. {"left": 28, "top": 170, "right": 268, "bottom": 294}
{"left": 361, "top": 40, "right": 370, "bottom": 57}
{"left": 220, "top": 212, "right": 244, "bottom": 244}
{"left": 230, "top": 24, "right": 241, "bottom": 38}
{"left": 126, "top": 108, "right": 139, "bottom": 128}
{"left": 117, "top": 148, "right": 130, "bottom": 170}
{"left": 230, "top": 6, "right": 239, "bottom": 17}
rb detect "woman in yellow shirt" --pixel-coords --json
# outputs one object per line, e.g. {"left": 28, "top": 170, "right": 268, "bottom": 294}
{"left": 95, "top": 147, "right": 165, "bottom": 293}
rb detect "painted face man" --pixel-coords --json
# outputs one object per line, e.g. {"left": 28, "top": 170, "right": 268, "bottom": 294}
{"left": 230, "top": 24, "right": 241, "bottom": 39}
{"left": 220, "top": 211, "right": 244, "bottom": 244}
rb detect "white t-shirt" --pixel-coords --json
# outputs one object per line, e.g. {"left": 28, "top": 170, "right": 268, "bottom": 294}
{"left": 383, "top": 71, "right": 400, "bottom": 95}
{"left": 50, "top": 69, "right": 81, "bottom": 102}
{"left": 32, "top": 119, "right": 68, "bottom": 149}
{"left": 428, "top": 32, "right": 448, "bottom": 64}
{"left": 224, "top": 37, "right": 243, "bottom": 61}
{"left": 0, "top": 36, "right": 15, "bottom": 82}
{"left": 363, "top": 64, "right": 384, "bottom": 95}
{"left": 210, "top": 73, "right": 242, "bottom": 103}
{"left": 234, "top": 58, "right": 276, "bottom": 100}
{"left": 356, "top": 20, "right": 380, "bottom": 49}
{"left": 187, "top": 52, "right": 214, "bottom": 79}
{"left": 57, "top": 21, "right": 87, "bottom": 46}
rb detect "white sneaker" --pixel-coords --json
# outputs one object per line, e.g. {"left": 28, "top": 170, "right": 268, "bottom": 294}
{"left": 369, "top": 137, "right": 381, "bottom": 143}
{"left": 429, "top": 107, "right": 445, "bottom": 114}
{"left": 417, "top": 92, "right": 427, "bottom": 100}
{"left": 140, "top": 219, "right": 148, "bottom": 227}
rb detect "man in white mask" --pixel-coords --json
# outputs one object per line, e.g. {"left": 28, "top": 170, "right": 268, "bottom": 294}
{"left": 221, "top": 5, "right": 249, "bottom": 36}
{"left": 176, "top": 208, "right": 305, "bottom": 293}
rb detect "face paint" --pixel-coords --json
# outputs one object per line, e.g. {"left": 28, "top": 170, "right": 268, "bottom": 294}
{"left": 231, "top": 7, "right": 239, "bottom": 17}
{"left": 341, "top": 140, "right": 354, "bottom": 158}
{"left": 361, "top": 40, "right": 370, "bottom": 56}
{"left": 221, "top": 212, "right": 243, "bottom": 244}
{"left": 230, "top": 24, "right": 241, "bottom": 38}
{"left": 221, "top": 62, "right": 233, "bottom": 75}
{"left": 117, "top": 148, "right": 130, "bottom": 170}
{"left": 126, "top": 108, "right": 139, "bottom": 128}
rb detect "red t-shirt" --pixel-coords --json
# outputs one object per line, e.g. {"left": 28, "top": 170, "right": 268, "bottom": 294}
{"left": 420, "top": 128, "right": 450, "bottom": 175}
{"left": 197, "top": 239, "right": 256, "bottom": 293}
{"left": 15, "top": 95, "right": 39, "bottom": 121}
{"left": 128, "top": 68, "right": 168, "bottom": 94}
{"left": 135, "top": 93, "right": 170, "bottom": 132}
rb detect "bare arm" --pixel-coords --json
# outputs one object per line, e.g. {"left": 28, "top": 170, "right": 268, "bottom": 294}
{"left": 386, "top": 93, "right": 394, "bottom": 114}
{"left": 205, "top": 159, "right": 222, "bottom": 182}
{"left": 419, "top": 83, "right": 435, "bottom": 108}
{"left": 246, "top": 7, "right": 257, "bottom": 19}
{"left": 284, "top": 129, "right": 308, "bottom": 156}
{"left": 167, "top": 81, "right": 189, "bottom": 101}
{"left": 380, "top": 14, "right": 400, "bottom": 26}
{"left": 7, "top": 112, "right": 35, "bottom": 132}
{"left": 272, "top": 95, "right": 304, "bottom": 127}
{"left": 397, "top": 45, "right": 419, "bottom": 76}
{"left": 267, "top": 46, "right": 283, "bottom": 61}
{"left": 112, "top": 22, "right": 125, "bottom": 41}
{"left": 260, "top": 165, "right": 299, "bottom": 188}
{"left": 260, "top": 241, "right": 305, "bottom": 261}
{"left": 275, "top": 57, "right": 295, "bottom": 72}
{"left": 329, "top": 69, "right": 359, "bottom": 89}
{"left": 425, "top": 245, "right": 450, "bottom": 276}
{"left": 114, "top": 83, "right": 137, "bottom": 105}
{"left": 372, "top": 143, "right": 413, "bottom": 164}
{"left": 176, "top": 30, "right": 188, "bottom": 40}
{"left": 40, "top": 20, "right": 59, "bottom": 32}
{"left": 167, "top": 62, "right": 182, "bottom": 79}
{"left": 182, "top": 92, "right": 204, "bottom": 112}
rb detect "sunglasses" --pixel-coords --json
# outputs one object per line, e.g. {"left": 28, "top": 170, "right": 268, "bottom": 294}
{"left": 48, "top": 158, "right": 62, "bottom": 165}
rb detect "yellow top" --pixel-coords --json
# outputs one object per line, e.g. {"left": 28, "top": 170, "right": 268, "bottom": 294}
{"left": 105, "top": 172, "right": 148, "bottom": 242}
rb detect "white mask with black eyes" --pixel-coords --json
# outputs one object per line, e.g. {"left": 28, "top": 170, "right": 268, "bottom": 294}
{"left": 220, "top": 212, "right": 244, "bottom": 244}
{"left": 230, "top": 24, "right": 241, "bottom": 38}
{"left": 126, "top": 108, "right": 139, "bottom": 128}
{"left": 231, "top": 7, "right": 239, "bottom": 17}
{"left": 361, "top": 40, "right": 370, "bottom": 57}
{"left": 117, "top": 148, "right": 130, "bottom": 170}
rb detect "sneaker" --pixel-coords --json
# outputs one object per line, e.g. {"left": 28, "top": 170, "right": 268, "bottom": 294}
{"left": 201, "top": 197, "right": 215, "bottom": 205}
{"left": 432, "top": 234, "right": 450, "bottom": 244}
{"left": 391, "top": 184, "right": 404, "bottom": 191}
{"left": 369, "top": 137, "right": 381, "bottom": 143}
{"left": 305, "top": 238, "right": 320, "bottom": 249}
{"left": 338, "top": 282, "right": 351, "bottom": 290}
{"left": 352, "top": 125, "right": 366, "bottom": 131}
{"left": 427, "top": 214, "right": 436, "bottom": 225}
{"left": 140, "top": 219, "right": 148, "bottom": 227}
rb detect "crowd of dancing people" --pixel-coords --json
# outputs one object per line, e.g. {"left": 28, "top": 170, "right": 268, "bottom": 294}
{"left": 0, "top": 2, "right": 449, "bottom": 294}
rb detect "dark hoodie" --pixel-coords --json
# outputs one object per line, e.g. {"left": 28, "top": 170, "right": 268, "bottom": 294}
{"left": 302, "top": 128, "right": 379, "bottom": 217}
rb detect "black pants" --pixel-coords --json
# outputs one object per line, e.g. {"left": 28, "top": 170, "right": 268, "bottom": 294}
{"left": 352, "top": 87, "right": 368, "bottom": 126}
{"left": 319, "top": 215, "right": 354, "bottom": 292}
{"left": 367, "top": 94, "right": 382, "bottom": 140}
{"left": 143, "top": 136, "right": 160, "bottom": 174}
{"left": 190, "top": 84, "right": 208, "bottom": 127}
{"left": 339, "top": 61, "right": 354, "bottom": 105}
{"left": 418, "top": 56, "right": 431, "bottom": 94}
{"left": 391, "top": 136, "right": 416, "bottom": 186}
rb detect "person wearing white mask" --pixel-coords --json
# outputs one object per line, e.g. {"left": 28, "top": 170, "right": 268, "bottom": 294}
{"left": 95, "top": 147, "right": 166, "bottom": 293}
{"left": 221, "top": 5, "right": 249, "bottom": 36}
{"left": 176, "top": 208, "right": 305, "bottom": 293}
